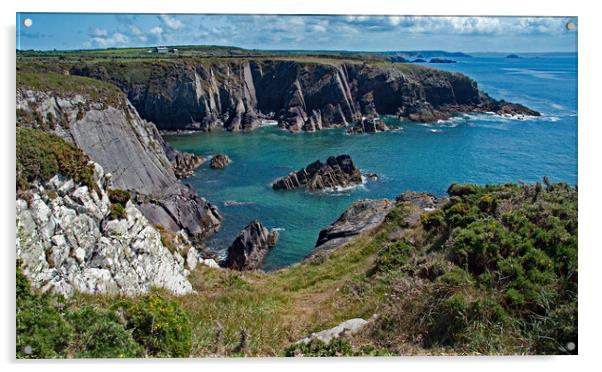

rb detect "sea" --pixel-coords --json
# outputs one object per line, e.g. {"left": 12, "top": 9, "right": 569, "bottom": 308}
{"left": 164, "top": 53, "right": 578, "bottom": 270}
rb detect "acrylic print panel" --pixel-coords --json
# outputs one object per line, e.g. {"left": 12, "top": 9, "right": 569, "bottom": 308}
{"left": 16, "top": 13, "right": 577, "bottom": 358}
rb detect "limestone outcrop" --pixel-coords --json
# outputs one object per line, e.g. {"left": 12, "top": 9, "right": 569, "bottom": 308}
{"left": 15, "top": 162, "right": 201, "bottom": 298}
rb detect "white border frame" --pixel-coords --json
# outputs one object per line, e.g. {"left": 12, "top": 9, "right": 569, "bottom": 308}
{"left": 2, "top": 1, "right": 599, "bottom": 371}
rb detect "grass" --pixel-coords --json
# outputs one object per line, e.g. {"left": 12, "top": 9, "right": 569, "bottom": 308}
{"left": 16, "top": 180, "right": 577, "bottom": 357}
{"left": 16, "top": 127, "right": 97, "bottom": 192}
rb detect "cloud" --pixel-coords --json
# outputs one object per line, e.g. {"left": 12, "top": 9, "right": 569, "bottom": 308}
{"left": 159, "top": 14, "right": 184, "bottom": 30}
{"left": 84, "top": 31, "right": 129, "bottom": 48}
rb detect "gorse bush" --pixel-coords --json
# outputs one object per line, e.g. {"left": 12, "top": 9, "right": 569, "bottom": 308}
{"left": 16, "top": 265, "right": 72, "bottom": 359}
{"left": 113, "top": 294, "right": 192, "bottom": 357}
{"left": 16, "top": 263, "right": 192, "bottom": 358}
{"left": 372, "top": 180, "right": 577, "bottom": 354}
{"left": 16, "top": 127, "right": 96, "bottom": 192}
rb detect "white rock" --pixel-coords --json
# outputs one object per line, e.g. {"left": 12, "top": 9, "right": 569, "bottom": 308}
{"left": 16, "top": 163, "right": 193, "bottom": 298}
{"left": 298, "top": 318, "right": 368, "bottom": 345}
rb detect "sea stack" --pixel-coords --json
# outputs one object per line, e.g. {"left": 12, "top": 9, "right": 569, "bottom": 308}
{"left": 221, "top": 220, "right": 279, "bottom": 271}
{"left": 272, "top": 155, "right": 363, "bottom": 192}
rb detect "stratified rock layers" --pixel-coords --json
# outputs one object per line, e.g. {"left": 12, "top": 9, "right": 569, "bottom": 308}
{"left": 71, "top": 60, "right": 539, "bottom": 132}
{"left": 16, "top": 88, "right": 222, "bottom": 245}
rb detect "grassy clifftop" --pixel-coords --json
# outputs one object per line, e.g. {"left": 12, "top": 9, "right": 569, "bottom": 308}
{"left": 17, "top": 180, "right": 577, "bottom": 357}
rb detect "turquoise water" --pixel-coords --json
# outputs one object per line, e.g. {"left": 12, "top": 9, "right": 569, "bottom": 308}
{"left": 165, "top": 54, "right": 577, "bottom": 270}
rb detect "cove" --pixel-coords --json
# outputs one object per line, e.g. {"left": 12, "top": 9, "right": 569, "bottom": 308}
{"left": 165, "top": 54, "right": 577, "bottom": 270}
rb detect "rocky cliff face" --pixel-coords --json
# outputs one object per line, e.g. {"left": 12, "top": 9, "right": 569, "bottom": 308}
{"left": 15, "top": 162, "right": 201, "bottom": 297}
{"left": 71, "top": 59, "right": 539, "bottom": 132}
{"left": 16, "top": 85, "right": 221, "bottom": 246}
{"left": 272, "top": 154, "right": 363, "bottom": 192}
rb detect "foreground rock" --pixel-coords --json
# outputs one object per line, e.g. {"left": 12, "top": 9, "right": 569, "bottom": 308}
{"left": 272, "top": 155, "right": 363, "bottom": 192}
{"left": 311, "top": 199, "right": 394, "bottom": 255}
{"left": 297, "top": 318, "right": 369, "bottom": 345}
{"left": 210, "top": 154, "right": 232, "bottom": 169}
{"left": 16, "top": 85, "right": 222, "bottom": 246}
{"left": 221, "top": 220, "right": 279, "bottom": 271}
{"left": 16, "top": 163, "right": 194, "bottom": 297}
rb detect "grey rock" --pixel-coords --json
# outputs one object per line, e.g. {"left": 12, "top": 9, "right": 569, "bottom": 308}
{"left": 16, "top": 89, "right": 222, "bottom": 246}
{"left": 221, "top": 220, "right": 278, "bottom": 271}
{"left": 272, "top": 155, "right": 363, "bottom": 192}
{"left": 311, "top": 199, "right": 394, "bottom": 255}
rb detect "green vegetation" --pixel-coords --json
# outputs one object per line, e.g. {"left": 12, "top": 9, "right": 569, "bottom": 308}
{"left": 16, "top": 180, "right": 577, "bottom": 357}
{"left": 16, "top": 127, "right": 96, "bottom": 192}
{"left": 107, "top": 188, "right": 131, "bottom": 220}
{"left": 17, "top": 71, "right": 126, "bottom": 109}
{"left": 16, "top": 264, "right": 191, "bottom": 358}
{"left": 369, "top": 181, "right": 577, "bottom": 355}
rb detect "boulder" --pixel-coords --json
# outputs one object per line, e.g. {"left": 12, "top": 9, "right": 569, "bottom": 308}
{"left": 210, "top": 154, "right": 232, "bottom": 169}
{"left": 346, "top": 117, "right": 388, "bottom": 134}
{"left": 272, "top": 155, "right": 363, "bottom": 192}
{"left": 297, "top": 318, "right": 369, "bottom": 345}
{"left": 221, "top": 220, "right": 279, "bottom": 271}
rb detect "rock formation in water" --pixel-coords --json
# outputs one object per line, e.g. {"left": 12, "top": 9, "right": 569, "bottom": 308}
{"left": 171, "top": 151, "right": 206, "bottom": 179}
{"left": 429, "top": 58, "right": 456, "bottom": 64}
{"left": 346, "top": 117, "right": 389, "bottom": 134}
{"left": 69, "top": 59, "right": 540, "bottom": 132}
{"left": 15, "top": 162, "right": 197, "bottom": 297}
{"left": 210, "top": 154, "right": 232, "bottom": 169}
{"left": 272, "top": 155, "right": 363, "bottom": 192}
{"left": 16, "top": 82, "right": 222, "bottom": 247}
{"left": 221, "top": 220, "right": 279, "bottom": 271}
{"left": 311, "top": 199, "right": 394, "bottom": 255}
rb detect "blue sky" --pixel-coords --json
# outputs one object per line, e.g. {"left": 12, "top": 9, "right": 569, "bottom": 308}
{"left": 16, "top": 13, "right": 577, "bottom": 53}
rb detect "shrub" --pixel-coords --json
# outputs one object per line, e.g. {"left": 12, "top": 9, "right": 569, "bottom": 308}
{"left": 109, "top": 203, "right": 127, "bottom": 220}
{"left": 373, "top": 241, "right": 413, "bottom": 273}
{"left": 283, "top": 338, "right": 354, "bottom": 357}
{"left": 66, "top": 306, "right": 143, "bottom": 358}
{"left": 420, "top": 209, "right": 445, "bottom": 231}
{"left": 16, "top": 127, "right": 96, "bottom": 192}
{"left": 113, "top": 294, "right": 192, "bottom": 357}
{"left": 16, "top": 265, "right": 73, "bottom": 359}
{"left": 108, "top": 188, "right": 131, "bottom": 205}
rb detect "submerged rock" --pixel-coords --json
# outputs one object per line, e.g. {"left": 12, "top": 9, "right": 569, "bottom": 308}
{"left": 272, "top": 155, "right": 363, "bottom": 192}
{"left": 311, "top": 199, "right": 394, "bottom": 255}
{"left": 221, "top": 220, "right": 279, "bottom": 271}
{"left": 210, "top": 154, "right": 232, "bottom": 169}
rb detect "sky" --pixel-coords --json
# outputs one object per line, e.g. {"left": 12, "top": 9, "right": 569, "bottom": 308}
{"left": 16, "top": 13, "right": 578, "bottom": 53}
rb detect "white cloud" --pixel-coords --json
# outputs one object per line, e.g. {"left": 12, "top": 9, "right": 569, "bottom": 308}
{"left": 86, "top": 31, "right": 129, "bottom": 48}
{"left": 159, "top": 14, "right": 184, "bottom": 30}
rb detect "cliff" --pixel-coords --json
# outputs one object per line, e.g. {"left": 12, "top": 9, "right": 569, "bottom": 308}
{"left": 69, "top": 59, "right": 539, "bottom": 132}
{"left": 16, "top": 72, "right": 222, "bottom": 246}
{"left": 16, "top": 160, "right": 196, "bottom": 297}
